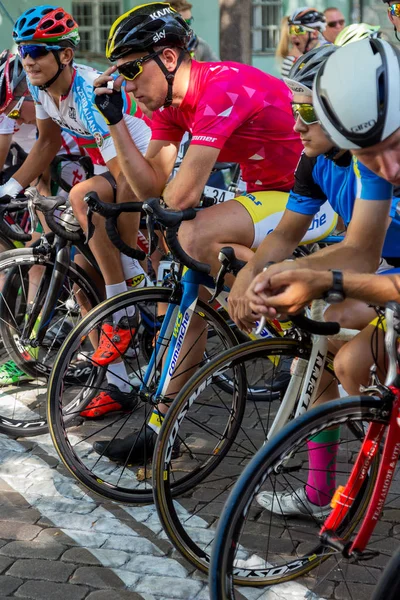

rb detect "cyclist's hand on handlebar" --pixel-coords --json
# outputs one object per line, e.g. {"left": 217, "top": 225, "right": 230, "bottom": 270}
{"left": 93, "top": 66, "right": 125, "bottom": 126}
{"left": 247, "top": 268, "right": 333, "bottom": 317}
{"left": 228, "top": 268, "right": 261, "bottom": 333}
{"left": 0, "top": 177, "right": 23, "bottom": 200}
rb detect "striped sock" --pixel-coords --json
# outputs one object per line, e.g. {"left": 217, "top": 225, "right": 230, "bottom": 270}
{"left": 306, "top": 428, "right": 340, "bottom": 507}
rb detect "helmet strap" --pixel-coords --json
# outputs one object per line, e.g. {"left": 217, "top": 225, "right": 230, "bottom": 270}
{"left": 395, "top": 26, "right": 400, "bottom": 43}
{"left": 39, "top": 50, "right": 66, "bottom": 91}
{"left": 324, "top": 146, "right": 342, "bottom": 161}
{"left": 305, "top": 32, "right": 313, "bottom": 52}
{"left": 153, "top": 49, "right": 186, "bottom": 108}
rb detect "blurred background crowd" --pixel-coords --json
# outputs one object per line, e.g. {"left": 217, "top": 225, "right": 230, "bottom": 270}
{"left": 0, "top": 0, "right": 395, "bottom": 78}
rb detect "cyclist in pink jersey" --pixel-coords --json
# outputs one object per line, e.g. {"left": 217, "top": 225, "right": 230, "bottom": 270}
{"left": 89, "top": 2, "right": 311, "bottom": 464}
{"left": 94, "top": 3, "right": 303, "bottom": 276}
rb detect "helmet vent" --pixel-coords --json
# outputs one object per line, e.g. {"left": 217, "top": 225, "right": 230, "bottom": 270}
{"left": 42, "top": 8, "right": 53, "bottom": 15}
{"left": 28, "top": 17, "right": 41, "bottom": 26}
{"left": 55, "top": 12, "right": 64, "bottom": 21}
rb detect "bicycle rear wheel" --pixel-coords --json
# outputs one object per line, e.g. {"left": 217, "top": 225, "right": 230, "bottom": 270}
{"left": 152, "top": 338, "right": 337, "bottom": 576}
{"left": 208, "top": 395, "right": 384, "bottom": 598}
{"left": 48, "top": 286, "right": 240, "bottom": 503}
{"left": 0, "top": 248, "right": 100, "bottom": 436}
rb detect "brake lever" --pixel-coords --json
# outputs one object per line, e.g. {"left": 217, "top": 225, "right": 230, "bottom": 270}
{"left": 210, "top": 262, "right": 228, "bottom": 303}
{"left": 27, "top": 197, "right": 39, "bottom": 235}
{"left": 85, "top": 206, "right": 95, "bottom": 244}
{"left": 146, "top": 212, "right": 156, "bottom": 257}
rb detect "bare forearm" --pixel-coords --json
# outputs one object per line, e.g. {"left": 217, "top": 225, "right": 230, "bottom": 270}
{"left": 341, "top": 272, "right": 400, "bottom": 305}
{"left": 295, "top": 242, "right": 380, "bottom": 274}
{"left": 13, "top": 138, "right": 60, "bottom": 189}
{"left": 110, "top": 121, "right": 163, "bottom": 200}
{"left": 0, "top": 134, "right": 12, "bottom": 171}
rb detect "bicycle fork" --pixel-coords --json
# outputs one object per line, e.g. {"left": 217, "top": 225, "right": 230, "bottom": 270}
{"left": 320, "top": 391, "right": 400, "bottom": 560}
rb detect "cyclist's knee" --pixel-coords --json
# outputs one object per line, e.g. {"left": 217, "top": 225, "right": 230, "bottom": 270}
{"left": 179, "top": 220, "right": 208, "bottom": 261}
{"left": 334, "top": 339, "right": 371, "bottom": 394}
{"left": 69, "top": 176, "right": 114, "bottom": 219}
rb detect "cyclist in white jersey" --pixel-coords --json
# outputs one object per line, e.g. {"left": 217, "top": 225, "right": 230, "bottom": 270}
{"left": 5, "top": 5, "right": 152, "bottom": 415}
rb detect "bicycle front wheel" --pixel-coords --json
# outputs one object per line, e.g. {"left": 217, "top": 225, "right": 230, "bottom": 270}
{"left": 48, "top": 286, "right": 239, "bottom": 504}
{"left": 153, "top": 337, "right": 337, "bottom": 576}
{"left": 208, "top": 395, "right": 384, "bottom": 598}
{"left": 0, "top": 248, "right": 100, "bottom": 436}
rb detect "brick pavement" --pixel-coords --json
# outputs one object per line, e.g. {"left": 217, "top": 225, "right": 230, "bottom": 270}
{"left": 0, "top": 354, "right": 395, "bottom": 599}
{"left": 0, "top": 430, "right": 329, "bottom": 600}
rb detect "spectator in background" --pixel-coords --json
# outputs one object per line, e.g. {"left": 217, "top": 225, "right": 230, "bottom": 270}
{"left": 276, "top": 16, "right": 302, "bottom": 77}
{"left": 168, "top": 0, "right": 219, "bottom": 61}
{"left": 323, "top": 7, "right": 346, "bottom": 42}
{"left": 288, "top": 8, "right": 327, "bottom": 56}
{"left": 382, "top": 0, "right": 400, "bottom": 39}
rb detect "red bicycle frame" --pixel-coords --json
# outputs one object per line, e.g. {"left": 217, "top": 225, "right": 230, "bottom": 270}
{"left": 320, "top": 385, "right": 400, "bottom": 555}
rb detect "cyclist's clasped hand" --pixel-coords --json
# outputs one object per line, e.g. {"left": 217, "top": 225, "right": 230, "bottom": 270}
{"left": 247, "top": 268, "right": 333, "bottom": 317}
{"left": 93, "top": 66, "right": 125, "bottom": 126}
{"left": 228, "top": 269, "right": 261, "bottom": 333}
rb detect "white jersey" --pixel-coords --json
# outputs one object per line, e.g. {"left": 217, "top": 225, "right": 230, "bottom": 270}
{"left": 29, "top": 63, "right": 151, "bottom": 165}
{"left": 0, "top": 114, "right": 80, "bottom": 156}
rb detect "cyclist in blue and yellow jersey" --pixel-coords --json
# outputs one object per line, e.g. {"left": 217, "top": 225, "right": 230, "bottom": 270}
{"left": 250, "top": 38, "right": 400, "bottom": 518}
{"left": 229, "top": 44, "right": 400, "bottom": 334}
{"left": 7, "top": 5, "right": 152, "bottom": 417}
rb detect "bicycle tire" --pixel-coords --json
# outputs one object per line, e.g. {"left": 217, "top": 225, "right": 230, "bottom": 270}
{"left": 209, "top": 395, "right": 384, "bottom": 597}
{"left": 371, "top": 545, "right": 400, "bottom": 600}
{"left": 48, "top": 286, "right": 240, "bottom": 504}
{"left": 0, "top": 248, "right": 101, "bottom": 436}
{"left": 153, "top": 337, "right": 338, "bottom": 576}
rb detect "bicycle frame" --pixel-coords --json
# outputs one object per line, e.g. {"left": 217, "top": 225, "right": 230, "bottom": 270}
{"left": 138, "top": 269, "right": 336, "bottom": 442}
{"left": 320, "top": 307, "right": 400, "bottom": 558}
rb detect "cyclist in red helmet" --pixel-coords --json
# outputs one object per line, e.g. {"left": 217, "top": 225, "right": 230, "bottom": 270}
{"left": 6, "top": 5, "right": 153, "bottom": 417}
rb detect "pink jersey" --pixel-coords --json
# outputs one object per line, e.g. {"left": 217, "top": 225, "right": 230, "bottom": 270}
{"left": 151, "top": 60, "right": 302, "bottom": 192}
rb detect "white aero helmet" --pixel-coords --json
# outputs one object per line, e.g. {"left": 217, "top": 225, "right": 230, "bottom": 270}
{"left": 313, "top": 38, "right": 400, "bottom": 150}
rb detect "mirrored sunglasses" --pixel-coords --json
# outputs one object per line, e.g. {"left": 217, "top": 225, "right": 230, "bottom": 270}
{"left": 292, "top": 103, "right": 319, "bottom": 125}
{"left": 185, "top": 16, "right": 194, "bottom": 26}
{"left": 18, "top": 44, "right": 62, "bottom": 60}
{"left": 117, "top": 49, "right": 164, "bottom": 81}
{"left": 289, "top": 24, "right": 311, "bottom": 35}
{"left": 388, "top": 3, "right": 400, "bottom": 17}
{"left": 327, "top": 19, "right": 345, "bottom": 27}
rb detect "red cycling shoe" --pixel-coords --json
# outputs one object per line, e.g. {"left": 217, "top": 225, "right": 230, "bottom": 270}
{"left": 80, "top": 383, "right": 138, "bottom": 419}
{"left": 91, "top": 314, "right": 138, "bottom": 366}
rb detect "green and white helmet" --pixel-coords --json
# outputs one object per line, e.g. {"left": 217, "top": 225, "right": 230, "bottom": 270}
{"left": 335, "top": 23, "right": 381, "bottom": 46}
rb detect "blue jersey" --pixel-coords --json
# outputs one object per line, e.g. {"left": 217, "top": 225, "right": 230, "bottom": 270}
{"left": 286, "top": 152, "right": 400, "bottom": 257}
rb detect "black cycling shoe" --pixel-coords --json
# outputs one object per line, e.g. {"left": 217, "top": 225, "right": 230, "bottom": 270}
{"left": 93, "top": 424, "right": 181, "bottom": 465}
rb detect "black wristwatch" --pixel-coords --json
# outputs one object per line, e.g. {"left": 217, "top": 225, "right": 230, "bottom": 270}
{"left": 322, "top": 270, "right": 345, "bottom": 304}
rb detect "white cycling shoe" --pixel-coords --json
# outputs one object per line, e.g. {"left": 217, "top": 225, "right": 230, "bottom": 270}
{"left": 256, "top": 486, "right": 332, "bottom": 521}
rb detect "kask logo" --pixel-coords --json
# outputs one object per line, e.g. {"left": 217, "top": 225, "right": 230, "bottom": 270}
{"left": 149, "top": 7, "right": 173, "bottom": 20}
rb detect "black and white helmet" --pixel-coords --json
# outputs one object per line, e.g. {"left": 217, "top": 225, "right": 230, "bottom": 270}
{"left": 313, "top": 38, "right": 400, "bottom": 149}
{"left": 289, "top": 7, "right": 326, "bottom": 33}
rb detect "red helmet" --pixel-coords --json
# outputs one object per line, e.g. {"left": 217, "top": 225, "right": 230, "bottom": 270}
{"left": 0, "top": 50, "right": 26, "bottom": 112}
{"left": 13, "top": 5, "right": 80, "bottom": 47}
